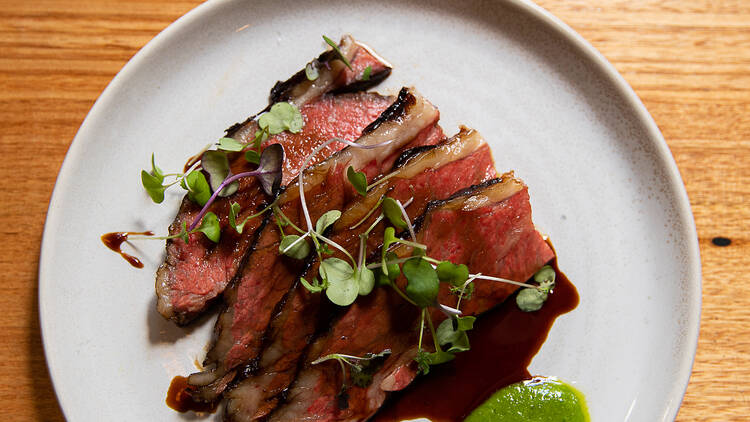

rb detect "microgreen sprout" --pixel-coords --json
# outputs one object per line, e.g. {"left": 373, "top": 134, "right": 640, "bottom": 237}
{"left": 312, "top": 350, "right": 391, "bottom": 405}
{"left": 347, "top": 166, "right": 368, "bottom": 196}
{"left": 217, "top": 137, "right": 246, "bottom": 152}
{"left": 516, "top": 265, "right": 556, "bottom": 312}
{"left": 187, "top": 144, "right": 283, "bottom": 232}
{"left": 305, "top": 60, "right": 320, "bottom": 81}
{"left": 322, "top": 35, "right": 353, "bottom": 70}
{"left": 229, "top": 201, "right": 275, "bottom": 234}
{"left": 362, "top": 65, "right": 372, "bottom": 81}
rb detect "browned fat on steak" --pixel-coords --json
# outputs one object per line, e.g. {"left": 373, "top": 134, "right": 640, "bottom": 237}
{"left": 222, "top": 128, "right": 498, "bottom": 422}
{"left": 155, "top": 36, "right": 393, "bottom": 325}
{"left": 185, "top": 88, "right": 443, "bottom": 403}
{"left": 266, "top": 175, "right": 555, "bottom": 422}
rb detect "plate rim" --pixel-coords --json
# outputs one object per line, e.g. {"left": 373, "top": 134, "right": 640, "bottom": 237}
{"left": 38, "top": 0, "right": 702, "bottom": 420}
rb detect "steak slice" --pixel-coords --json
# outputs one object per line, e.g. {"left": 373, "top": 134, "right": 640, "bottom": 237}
{"left": 186, "top": 89, "right": 442, "bottom": 403}
{"left": 156, "top": 36, "right": 393, "bottom": 325}
{"left": 222, "top": 128, "right": 497, "bottom": 422}
{"left": 266, "top": 175, "right": 555, "bottom": 422}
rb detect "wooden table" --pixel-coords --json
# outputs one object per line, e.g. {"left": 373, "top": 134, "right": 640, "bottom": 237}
{"left": 1, "top": 1, "right": 747, "bottom": 420}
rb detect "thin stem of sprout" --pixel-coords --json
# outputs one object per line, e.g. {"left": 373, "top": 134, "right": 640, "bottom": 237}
{"left": 273, "top": 206, "right": 306, "bottom": 235}
{"left": 456, "top": 274, "right": 481, "bottom": 310}
{"left": 390, "top": 282, "right": 418, "bottom": 307}
{"left": 397, "top": 239, "right": 428, "bottom": 251}
{"left": 425, "top": 311, "right": 442, "bottom": 352}
{"left": 297, "top": 137, "right": 395, "bottom": 232}
{"left": 395, "top": 199, "right": 417, "bottom": 242}
{"left": 313, "top": 232, "right": 356, "bottom": 266}
{"left": 471, "top": 274, "right": 533, "bottom": 289}
{"left": 280, "top": 232, "right": 311, "bottom": 254}
{"left": 189, "top": 169, "right": 278, "bottom": 231}
{"left": 366, "top": 171, "right": 398, "bottom": 192}
{"left": 363, "top": 214, "right": 384, "bottom": 238}
{"left": 349, "top": 196, "right": 385, "bottom": 230}
{"left": 418, "top": 309, "right": 426, "bottom": 351}
{"left": 357, "top": 234, "right": 366, "bottom": 269}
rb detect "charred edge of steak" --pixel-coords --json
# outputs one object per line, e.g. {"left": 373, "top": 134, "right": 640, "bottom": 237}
{"left": 361, "top": 87, "right": 415, "bottom": 135}
{"left": 332, "top": 67, "right": 392, "bottom": 95}
{"left": 390, "top": 144, "right": 440, "bottom": 171}
{"left": 411, "top": 177, "right": 505, "bottom": 234}
{"left": 268, "top": 50, "right": 338, "bottom": 104}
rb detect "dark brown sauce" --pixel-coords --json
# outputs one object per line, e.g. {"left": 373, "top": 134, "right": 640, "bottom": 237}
{"left": 166, "top": 376, "right": 219, "bottom": 414}
{"left": 373, "top": 254, "right": 579, "bottom": 422}
{"left": 100, "top": 231, "right": 153, "bottom": 268}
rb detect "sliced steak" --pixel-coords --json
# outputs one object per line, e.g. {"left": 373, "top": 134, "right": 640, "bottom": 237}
{"left": 222, "top": 128, "right": 497, "bottom": 422}
{"left": 156, "top": 36, "right": 393, "bottom": 325}
{"left": 266, "top": 174, "right": 554, "bottom": 422}
{"left": 186, "top": 89, "right": 442, "bottom": 403}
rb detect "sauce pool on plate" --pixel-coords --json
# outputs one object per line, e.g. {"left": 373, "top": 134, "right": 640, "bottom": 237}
{"left": 373, "top": 254, "right": 580, "bottom": 421}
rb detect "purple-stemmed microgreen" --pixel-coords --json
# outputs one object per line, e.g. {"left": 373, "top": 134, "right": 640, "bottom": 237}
{"left": 187, "top": 144, "right": 284, "bottom": 232}
{"left": 201, "top": 150, "right": 239, "bottom": 197}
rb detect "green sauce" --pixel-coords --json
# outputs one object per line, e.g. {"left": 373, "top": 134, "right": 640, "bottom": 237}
{"left": 464, "top": 377, "right": 589, "bottom": 422}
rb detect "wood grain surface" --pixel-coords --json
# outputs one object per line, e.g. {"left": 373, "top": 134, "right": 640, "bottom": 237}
{"left": 1, "top": 0, "right": 747, "bottom": 420}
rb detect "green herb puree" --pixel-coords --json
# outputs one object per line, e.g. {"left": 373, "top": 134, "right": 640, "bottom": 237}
{"left": 464, "top": 377, "right": 589, "bottom": 422}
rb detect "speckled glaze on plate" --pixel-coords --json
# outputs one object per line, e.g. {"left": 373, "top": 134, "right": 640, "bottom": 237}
{"left": 39, "top": 0, "right": 701, "bottom": 421}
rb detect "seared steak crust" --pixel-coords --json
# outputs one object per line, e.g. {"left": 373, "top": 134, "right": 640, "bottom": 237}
{"left": 155, "top": 36, "right": 393, "bottom": 325}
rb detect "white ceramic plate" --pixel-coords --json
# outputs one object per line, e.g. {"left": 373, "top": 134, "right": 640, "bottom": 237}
{"left": 39, "top": 0, "right": 701, "bottom": 420}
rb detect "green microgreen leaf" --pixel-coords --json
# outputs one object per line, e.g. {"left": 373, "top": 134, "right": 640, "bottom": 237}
{"left": 534, "top": 265, "right": 556, "bottom": 289}
{"left": 319, "top": 243, "right": 334, "bottom": 255}
{"left": 356, "top": 267, "right": 375, "bottom": 296}
{"left": 305, "top": 61, "right": 320, "bottom": 81}
{"left": 150, "top": 153, "right": 164, "bottom": 179}
{"left": 382, "top": 197, "right": 408, "bottom": 230}
{"left": 403, "top": 257, "right": 439, "bottom": 308}
{"left": 191, "top": 211, "right": 220, "bottom": 243}
{"left": 178, "top": 221, "right": 189, "bottom": 244}
{"left": 141, "top": 153, "right": 167, "bottom": 203}
{"left": 321, "top": 258, "right": 358, "bottom": 306}
{"left": 301, "top": 277, "right": 325, "bottom": 293}
{"left": 381, "top": 227, "right": 399, "bottom": 276}
{"left": 316, "top": 210, "right": 342, "bottom": 234}
{"left": 253, "top": 127, "right": 269, "bottom": 149}
{"left": 516, "top": 287, "right": 548, "bottom": 312}
{"left": 415, "top": 349, "right": 455, "bottom": 375}
{"left": 436, "top": 315, "right": 476, "bottom": 354}
{"left": 229, "top": 202, "right": 243, "bottom": 233}
{"left": 436, "top": 261, "right": 469, "bottom": 287}
{"left": 346, "top": 166, "right": 367, "bottom": 196}
{"left": 375, "top": 252, "right": 401, "bottom": 286}
{"left": 244, "top": 149, "right": 260, "bottom": 165}
{"left": 258, "top": 102, "right": 304, "bottom": 135}
{"left": 322, "top": 35, "right": 353, "bottom": 70}
{"left": 279, "top": 234, "right": 311, "bottom": 260}
{"left": 516, "top": 265, "right": 556, "bottom": 312}
{"left": 217, "top": 137, "right": 246, "bottom": 152}
{"left": 202, "top": 150, "right": 238, "bottom": 197}
{"left": 362, "top": 65, "right": 372, "bottom": 81}
{"left": 455, "top": 315, "right": 476, "bottom": 331}
{"left": 255, "top": 144, "right": 284, "bottom": 196}
{"left": 182, "top": 170, "right": 211, "bottom": 206}
{"left": 141, "top": 170, "right": 166, "bottom": 203}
